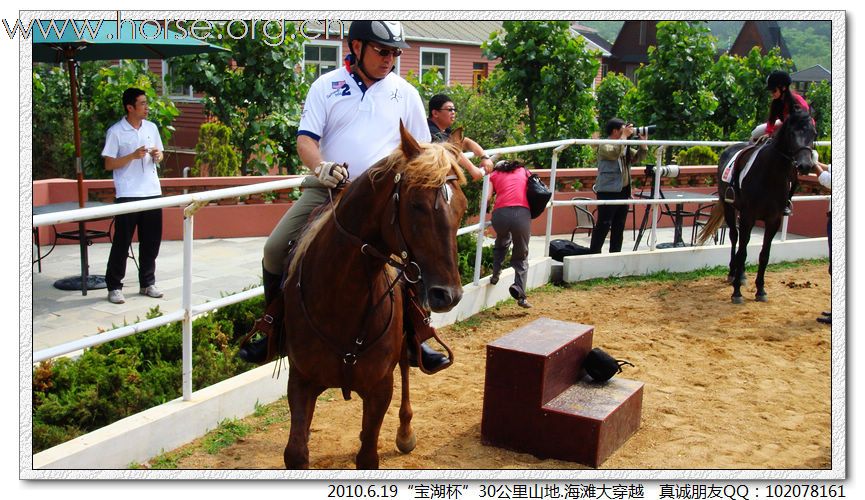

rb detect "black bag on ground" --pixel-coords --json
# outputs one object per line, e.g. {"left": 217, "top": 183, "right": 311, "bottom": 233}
{"left": 526, "top": 172, "right": 552, "bottom": 219}
{"left": 583, "top": 347, "right": 634, "bottom": 383}
{"left": 549, "top": 239, "right": 593, "bottom": 262}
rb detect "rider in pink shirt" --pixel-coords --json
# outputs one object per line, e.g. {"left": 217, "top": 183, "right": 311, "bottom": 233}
{"left": 763, "top": 71, "right": 813, "bottom": 215}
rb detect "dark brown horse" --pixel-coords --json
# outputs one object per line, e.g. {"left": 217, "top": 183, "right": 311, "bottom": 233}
{"left": 280, "top": 123, "right": 468, "bottom": 469}
{"left": 698, "top": 108, "right": 816, "bottom": 303}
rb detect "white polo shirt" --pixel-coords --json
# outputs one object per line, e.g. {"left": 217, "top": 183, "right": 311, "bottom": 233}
{"left": 298, "top": 67, "right": 431, "bottom": 181}
{"left": 101, "top": 117, "right": 163, "bottom": 198}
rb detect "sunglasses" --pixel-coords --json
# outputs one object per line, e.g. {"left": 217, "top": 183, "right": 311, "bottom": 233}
{"left": 438, "top": 107, "right": 457, "bottom": 113}
{"left": 368, "top": 45, "right": 402, "bottom": 58}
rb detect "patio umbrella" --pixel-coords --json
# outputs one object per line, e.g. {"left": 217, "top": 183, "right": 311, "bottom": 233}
{"left": 33, "top": 19, "right": 229, "bottom": 294}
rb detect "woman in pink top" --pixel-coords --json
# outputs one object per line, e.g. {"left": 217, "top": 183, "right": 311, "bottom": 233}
{"left": 488, "top": 160, "right": 532, "bottom": 308}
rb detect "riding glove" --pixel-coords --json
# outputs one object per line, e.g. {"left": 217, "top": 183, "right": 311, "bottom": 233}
{"left": 314, "top": 161, "right": 347, "bottom": 188}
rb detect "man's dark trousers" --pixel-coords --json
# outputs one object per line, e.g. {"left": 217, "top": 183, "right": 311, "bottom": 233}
{"left": 590, "top": 188, "right": 630, "bottom": 253}
{"left": 106, "top": 196, "right": 162, "bottom": 291}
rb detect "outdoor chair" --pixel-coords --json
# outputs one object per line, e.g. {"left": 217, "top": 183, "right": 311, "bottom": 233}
{"left": 570, "top": 197, "right": 596, "bottom": 242}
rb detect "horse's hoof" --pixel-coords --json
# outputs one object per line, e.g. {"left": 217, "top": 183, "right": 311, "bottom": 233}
{"left": 396, "top": 432, "right": 417, "bottom": 454}
{"left": 756, "top": 293, "right": 768, "bottom": 302}
{"left": 731, "top": 296, "right": 745, "bottom": 304}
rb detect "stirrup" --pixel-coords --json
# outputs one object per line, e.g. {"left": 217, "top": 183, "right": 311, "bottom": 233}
{"left": 723, "top": 186, "right": 736, "bottom": 204}
{"left": 408, "top": 333, "right": 453, "bottom": 375}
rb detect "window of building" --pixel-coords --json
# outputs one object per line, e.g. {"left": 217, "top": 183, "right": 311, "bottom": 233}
{"left": 304, "top": 41, "right": 342, "bottom": 79}
{"left": 162, "top": 60, "right": 194, "bottom": 99}
{"left": 472, "top": 62, "right": 488, "bottom": 87}
{"left": 420, "top": 48, "right": 450, "bottom": 85}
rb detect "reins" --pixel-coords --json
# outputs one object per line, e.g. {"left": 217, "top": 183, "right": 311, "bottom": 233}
{"left": 294, "top": 169, "right": 458, "bottom": 400}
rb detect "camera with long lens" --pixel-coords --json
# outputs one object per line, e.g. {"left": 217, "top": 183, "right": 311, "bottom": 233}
{"left": 630, "top": 124, "right": 656, "bottom": 138}
{"left": 644, "top": 164, "right": 679, "bottom": 178}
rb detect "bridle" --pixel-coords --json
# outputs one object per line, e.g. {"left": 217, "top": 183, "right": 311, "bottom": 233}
{"left": 293, "top": 168, "right": 459, "bottom": 400}
{"left": 772, "top": 117, "right": 816, "bottom": 174}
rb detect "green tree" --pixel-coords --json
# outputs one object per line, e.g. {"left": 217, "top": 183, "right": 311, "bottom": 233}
{"left": 630, "top": 21, "right": 719, "bottom": 160}
{"left": 708, "top": 47, "right": 794, "bottom": 140}
{"left": 167, "top": 22, "right": 309, "bottom": 175}
{"left": 404, "top": 68, "right": 448, "bottom": 105}
{"left": 596, "top": 73, "right": 634, "bottom": 125}
{"left": 779, "top": 22, "right": 831, "bottom": 70}
{"left": 33, "top": 66, "right": 73, "bottom": 180}
{"left": 807, "top": 80, "right": 831, "bottom": 139}
{"left": 483, "top": 21, "right": 599, "bottom": 168}
{"left": 808, "top": 80, "right": 832, "bottom": 162}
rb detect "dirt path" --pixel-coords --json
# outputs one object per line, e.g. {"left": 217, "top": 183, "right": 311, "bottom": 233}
{"left": 158, "top": 262, "right": 833, "bottom": 470}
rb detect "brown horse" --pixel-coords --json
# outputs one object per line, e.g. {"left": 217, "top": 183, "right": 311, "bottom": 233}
{"left": 280, "top": 123, "right": 468, "bottom": 469}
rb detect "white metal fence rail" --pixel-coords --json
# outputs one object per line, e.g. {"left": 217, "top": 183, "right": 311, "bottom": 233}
{"left": 32, "top": 139, "right": 831, "bottom": 403}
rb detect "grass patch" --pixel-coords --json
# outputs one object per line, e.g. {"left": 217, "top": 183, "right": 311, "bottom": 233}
{"left": 253, "top": 400, "right": 267, "bottom": 418}
{"left": 202, "top": 419, "right": 250, "bottom": 454}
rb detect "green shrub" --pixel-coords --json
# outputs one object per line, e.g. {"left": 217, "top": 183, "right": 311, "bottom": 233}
{"left": 194, "top": 122, "right": 241, "bottom": 176}
{"left": 676, "top": 145, "right": 719, "bottom": 166}
{"left": 32, "top": 296, "right": 264, "bottom": 453}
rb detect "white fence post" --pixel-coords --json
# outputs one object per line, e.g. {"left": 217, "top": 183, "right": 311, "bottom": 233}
{"left": 545, "top": 144, "right": 570, "bottom": 257}
{"left": 472, "top": 175, "right": 491, "bottom": 286}
{"left": 181, "top": 210, "right": 194, "bottom": 401}
{"left": 649, "top": 146, "right": 665, "bottom": 250}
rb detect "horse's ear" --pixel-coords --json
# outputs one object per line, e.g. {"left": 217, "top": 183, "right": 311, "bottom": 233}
{"left": 399, "top": 120, "right": 422, "bottom": 160}
{"left": 449, "top": 127, "right": 464, "bottom": 148}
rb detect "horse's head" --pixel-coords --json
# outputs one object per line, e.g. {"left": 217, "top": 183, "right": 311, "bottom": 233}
{"left": 376, "top": 122, "right": 468, "bottom": 312}
{"left": 778, "top": 107, "right": 817, "bottom": 175}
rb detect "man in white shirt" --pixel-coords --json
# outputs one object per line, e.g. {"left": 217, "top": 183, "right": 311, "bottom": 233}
{"left": 101, "top": 87, "right": 164, "bottom": 304}
{"left": 246, "top": 21, "right": 449, "bottom": 371}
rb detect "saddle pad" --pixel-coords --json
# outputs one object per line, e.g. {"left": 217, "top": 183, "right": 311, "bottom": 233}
{"left": 721, "top": 149, "right": 744, "bottom": 184}
{"left": 721, "top": 144, "right": 764, "bottom": 187}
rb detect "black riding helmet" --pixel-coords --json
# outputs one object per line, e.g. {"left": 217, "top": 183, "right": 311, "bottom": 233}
{"left": 766, "top": 70, "right": 792, "bottom": 90}
{"left": 348, "top": 21, "right": 409, "bottom": 82}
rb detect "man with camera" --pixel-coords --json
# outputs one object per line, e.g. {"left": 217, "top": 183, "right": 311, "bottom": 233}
{"left": 590, "top": 118, "right": 648, "bottom": 254}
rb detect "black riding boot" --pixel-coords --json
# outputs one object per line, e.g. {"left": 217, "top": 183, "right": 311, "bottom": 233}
{"left": 406, "top": 339, "right": 450, "bottom": 372}
{"left": 238, "top": 262, "right": 284, "bottom": 363}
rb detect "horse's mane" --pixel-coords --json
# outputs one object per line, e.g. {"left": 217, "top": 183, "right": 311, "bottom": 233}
{"left": 369, "top": 141, "right": 467, "bottom": 189}
{"left": 287, "top": 141, "right": 467, "bottom": 278}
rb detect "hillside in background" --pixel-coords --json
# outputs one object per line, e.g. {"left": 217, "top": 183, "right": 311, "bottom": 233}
{"left": 577, "top": 20, "right": 831, "bottom": 71}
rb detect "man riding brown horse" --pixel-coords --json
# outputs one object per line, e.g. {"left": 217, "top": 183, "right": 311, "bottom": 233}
{"left": 241, "top": 21, "right": 451, "bottom": 373}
